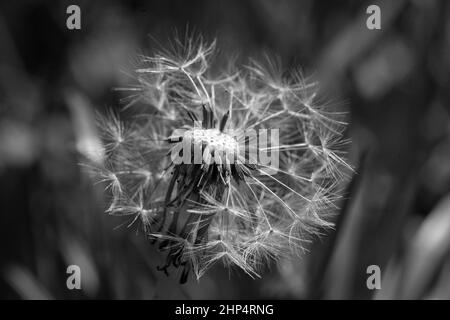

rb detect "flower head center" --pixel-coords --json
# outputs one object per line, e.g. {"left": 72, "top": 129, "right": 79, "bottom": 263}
{"left": 184, "top": 128, "right": 238, "bottom": 157}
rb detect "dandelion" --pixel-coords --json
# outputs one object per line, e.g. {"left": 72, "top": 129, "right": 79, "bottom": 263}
{"left": 87, "top": 37, "right": 350, "bottom": 283}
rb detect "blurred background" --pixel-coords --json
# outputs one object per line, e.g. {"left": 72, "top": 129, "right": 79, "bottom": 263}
{"left": 1, "top": 0, "right": 450, "bottom": 299}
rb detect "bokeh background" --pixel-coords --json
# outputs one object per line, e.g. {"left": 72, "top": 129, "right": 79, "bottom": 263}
{"left": 1, "top": 0, "right": 450, "bottom": 299}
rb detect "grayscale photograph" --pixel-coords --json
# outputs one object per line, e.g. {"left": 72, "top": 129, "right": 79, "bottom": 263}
{"left": 0, "top": 0, "right": 449, "bottom": 310}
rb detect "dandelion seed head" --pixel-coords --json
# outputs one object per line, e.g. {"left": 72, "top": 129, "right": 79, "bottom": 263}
{"left": 86, "top": 36, "right": 351, "bottom": 283}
